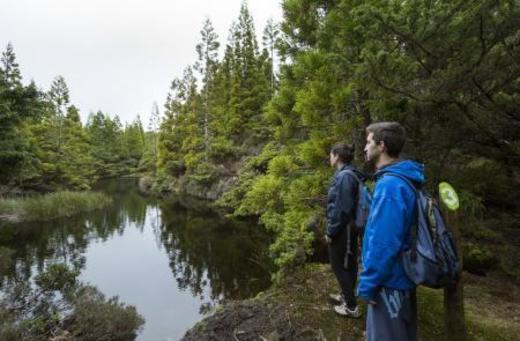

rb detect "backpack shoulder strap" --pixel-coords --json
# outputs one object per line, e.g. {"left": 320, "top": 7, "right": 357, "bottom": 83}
{"left": 383, "top": 172, "right": 418, "bottom": 193}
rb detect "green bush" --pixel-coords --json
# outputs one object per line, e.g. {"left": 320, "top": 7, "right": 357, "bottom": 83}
{"left": 188, "top": 162, "right": 219, "bottom": 185}
{"left": 237, "top": 175, "right": 284, "bottom": 216}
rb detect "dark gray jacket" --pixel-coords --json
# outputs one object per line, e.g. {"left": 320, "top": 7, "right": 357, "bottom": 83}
{"left": 326, "top": 164, "right": 365, "bottom": 237}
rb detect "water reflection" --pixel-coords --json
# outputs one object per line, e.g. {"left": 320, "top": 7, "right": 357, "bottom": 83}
{"left": 159, "top": 197, "right": 272, "bottom": 306}
{"left": 0, "top": 179, "right": 272, "bottom": 339}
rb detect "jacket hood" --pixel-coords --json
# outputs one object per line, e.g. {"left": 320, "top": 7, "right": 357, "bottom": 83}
{"left": 339, "top": 164, "right": 367, "bottom": 182}
{"left": 375, "top": 160, "right": 425, "bottom": 185}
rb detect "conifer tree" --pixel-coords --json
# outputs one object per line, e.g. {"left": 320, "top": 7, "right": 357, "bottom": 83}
{"left": 86, "top": 111, "right": 127, "bottom": 177}
{"left": 195, "top": 18, "right": 220, "bottom": 156}
{"left": 1, "top": 42, "right": 22, "bottom": 88}
{"left": 149, "top": 102, "right": 161, "bottom": 161}
{"left": 0, "top": 44, "right": 43, "bottom": 185}
{"left": 47, "top": 76, "right": 70, "bottom": 156}
{"left": 262, "top": 18, "right": 279, "bottom": 91}
{"left": 60, "top": 105, "right": 96, "bottom": 188}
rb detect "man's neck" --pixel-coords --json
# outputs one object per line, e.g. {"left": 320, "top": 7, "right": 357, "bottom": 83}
{"left": 336, "top": 162, "right": 346, "bottom": 170}
{"left": 376, "top": 154, "right": 399, "bottom": 170}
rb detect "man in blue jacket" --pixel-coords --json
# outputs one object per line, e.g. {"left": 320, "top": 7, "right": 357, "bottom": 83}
{"left": 358, "top": 122, "right": 424, "bottom": 341}
{"left": 326, "top": 143, "right": 364, "bottom": 318}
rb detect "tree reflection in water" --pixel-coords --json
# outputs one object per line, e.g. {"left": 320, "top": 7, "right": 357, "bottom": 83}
{"left": 0, "top": 179, "right": 273, "bottom": 314}
{"left": 158, "top": 196, "right": 273, "bottom": 310}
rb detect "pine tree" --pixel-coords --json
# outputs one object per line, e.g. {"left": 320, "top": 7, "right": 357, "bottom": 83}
{"left": 195, "top": 18, "right": 220, "bottom": 156}
{"left": 61, "top": 106, "right": 96, "bottom": 189}
{"left": 1, "top": 42, "right": 22, "bottom": 88}
{"left": 262, "top": 18, "right": 279, "bottom": 91}
{"left": 86, "top": 111, "right": 127, "bottom": 177}
{"left": 157, "top": 70, "right": 197, "bottom": 177}
{"left": 123, "top": 115, "right": 145, "bottom": 167}
{"left": 0, "top": 44, "right": 43, "bottom": 185}
{"left": 148, "top": 102, "right": 161, "bottom": 173}
{"left": 47, "top": 76, "right": 70, "bottom": 158}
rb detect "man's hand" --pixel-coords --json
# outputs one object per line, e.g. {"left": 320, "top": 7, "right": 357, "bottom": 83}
{"left": 325, "top": 235, "right": 332, "bottom": 244}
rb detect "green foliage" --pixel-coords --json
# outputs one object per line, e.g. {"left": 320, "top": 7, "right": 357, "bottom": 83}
{"left": 86, "top": 111, "right": 126, "bottom": 178}
{"left": 228, "top": 0, "right": 520, "bottom": 273}
{"left": 0, "top": 43, "right": 44, "bottom": 185}
{"left": 268, "top": 209, "right": 316, "bottom": 271}
{"left": 208, "top": 136, "right": 238, "bottom": 160}
{"left": 0, "top": 44, "right": 144, "bottom": 191}
{"left": 454, "top": 158, "right": 513, "bottom": 207}
{"left": 5, "top": 0, "right": 519, "bottom": 279}
{"left": 267, "top": 154, "right": 298, "bottom": 177}
{"left": 156, "top": 4, "right": 274, "bottom": 190}
{"left": 458, "top": 190, "right": 486, "bottom": 220}
{"left": 188, "top": 162, "right": 219, "bottom": 185}
{"left": 238, "top": 175, "right": 284, "bottom": 216}
{"left": 0, "top": 191, "right": 112, "bottom": 222}
{"left": 463, "top": 244, "right": 499, "bottom": 275}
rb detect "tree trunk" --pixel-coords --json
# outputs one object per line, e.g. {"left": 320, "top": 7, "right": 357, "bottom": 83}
{"left": 444, "top": 211, "right": 467, "bottom": 340}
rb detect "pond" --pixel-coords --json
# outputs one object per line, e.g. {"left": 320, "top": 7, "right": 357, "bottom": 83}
{"left": 0, "top": 179, "right": 273, "bottom": 340}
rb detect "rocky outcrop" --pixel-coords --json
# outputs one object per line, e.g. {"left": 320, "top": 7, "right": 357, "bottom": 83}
{"left": 157, "top": 174, "right": 238, "bottom": 201}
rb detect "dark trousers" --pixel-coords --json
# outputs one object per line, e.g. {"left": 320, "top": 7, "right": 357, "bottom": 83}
{"left": 328, "top": 227, "right": 358, "bottom": 308}
{"left": 366, "top": 287, "right": 417, "bottom": 341}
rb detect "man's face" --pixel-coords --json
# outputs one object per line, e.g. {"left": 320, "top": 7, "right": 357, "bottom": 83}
{"left": 364, "top": 132, "right": 383, "bottom": 163}
{"left": 329, "top": 152, "right": 339, "bottom": 168}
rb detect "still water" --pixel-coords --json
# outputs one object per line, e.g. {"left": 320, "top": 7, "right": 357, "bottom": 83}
{"left": 0, "top": 179, "right": 272, "bottom": 340}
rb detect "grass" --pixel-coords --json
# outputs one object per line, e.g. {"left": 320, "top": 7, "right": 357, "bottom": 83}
{"left": 0, "top": 191, "right": 112, "bottom": 222}
{"left": 187, "top": 263, "right": 520, "bottom": 340}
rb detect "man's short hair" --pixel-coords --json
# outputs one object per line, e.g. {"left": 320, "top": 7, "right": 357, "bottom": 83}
{"left": 330, "top": 143, "right": 355, "bottom": 163}
{"left": 366, "top": 122, "right": 406, "bottom": 157}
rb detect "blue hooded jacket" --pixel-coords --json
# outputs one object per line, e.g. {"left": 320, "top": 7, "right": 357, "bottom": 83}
{"left": 357, "top": 160, "right": 425, "bottom": 300}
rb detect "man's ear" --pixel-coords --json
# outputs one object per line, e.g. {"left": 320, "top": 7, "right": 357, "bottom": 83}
{"left": 378, "top": 141, "right": 386, "bottom": 153}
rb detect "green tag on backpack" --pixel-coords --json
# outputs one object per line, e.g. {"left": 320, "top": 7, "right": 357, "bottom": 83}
{"left": 439, "top": 182, "right": 459, "bottom": 211}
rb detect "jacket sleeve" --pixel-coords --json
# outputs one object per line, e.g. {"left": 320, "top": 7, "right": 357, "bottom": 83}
{"left": 326, "top": 172, "right": 356, "bottom": 237}
{"left": 357, "top": 185, "right": 411, "bottom": 300}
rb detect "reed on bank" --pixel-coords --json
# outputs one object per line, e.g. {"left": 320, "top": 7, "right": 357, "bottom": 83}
{"left": 0, "top": 191, "right": 112, "bottom": 222}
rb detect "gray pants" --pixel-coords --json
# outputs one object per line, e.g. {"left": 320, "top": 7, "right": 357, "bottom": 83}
{"left": 366, "top": 287, "right": 417, "bottom": 341}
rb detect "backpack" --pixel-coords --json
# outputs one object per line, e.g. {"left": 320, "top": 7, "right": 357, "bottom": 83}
{"left": 386, "top": 173, "right": 461, "bottom": 289}
{"left": 343, "top": 170, "right": 372, "bottom": 234}
{"left": 340, "top": 170, "right": 372, "bottom": 270}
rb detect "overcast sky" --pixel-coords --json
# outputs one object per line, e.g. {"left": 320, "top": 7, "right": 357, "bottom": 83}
{"left": 0, "top": 0, "right": 283, "bottom": 126}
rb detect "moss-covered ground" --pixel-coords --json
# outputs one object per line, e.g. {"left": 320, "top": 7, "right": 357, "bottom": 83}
{"left": 183, "top": 263, "right": 520, "bottom": 340}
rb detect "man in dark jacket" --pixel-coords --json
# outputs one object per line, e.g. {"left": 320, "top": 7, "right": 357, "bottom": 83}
{"left": 326, "top": 143, "right": 364, "bottom": 318}
{"left": 358, "top": 122, "right": 423, "bottom": 341}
